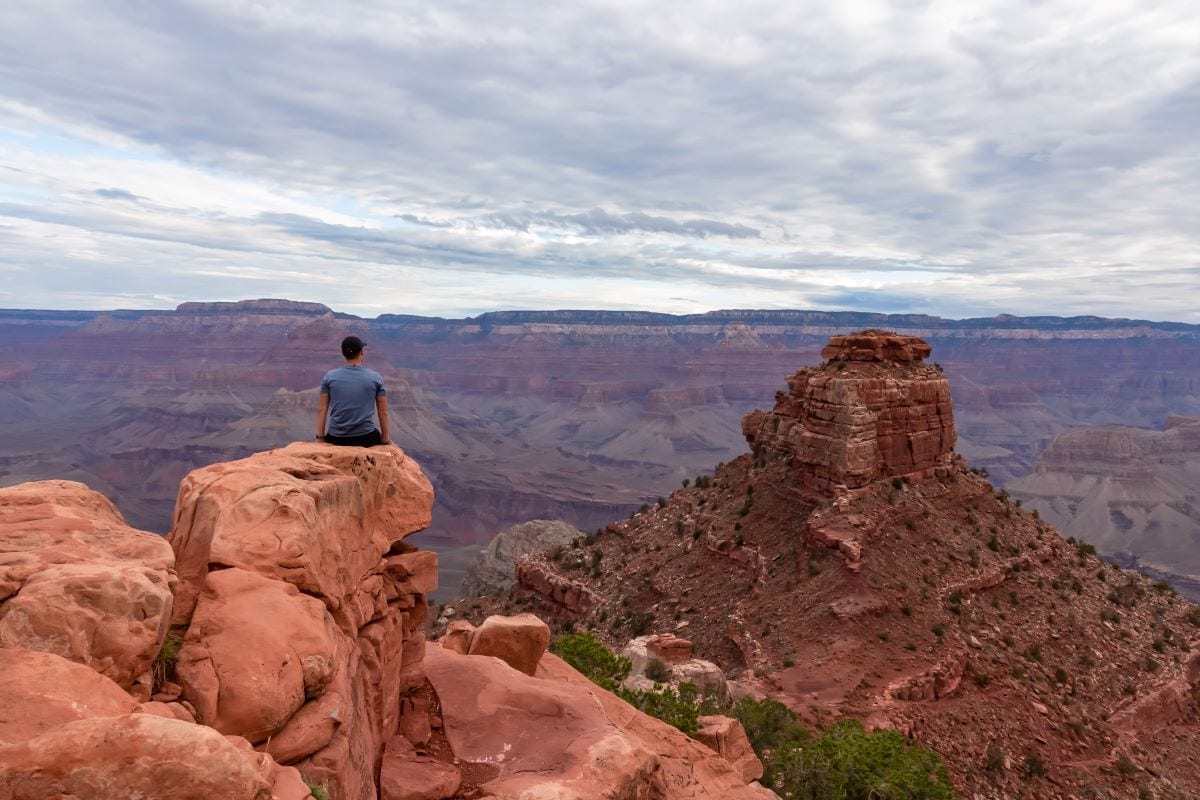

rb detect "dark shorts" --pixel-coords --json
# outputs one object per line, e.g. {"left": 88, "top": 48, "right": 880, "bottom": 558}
{"left": 323, "top": 429, "right": 383, "bottom": 447}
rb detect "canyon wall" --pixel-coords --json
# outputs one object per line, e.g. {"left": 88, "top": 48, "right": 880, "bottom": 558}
{"left": 1, "top": 300, "right": 1198, "bottom": 594}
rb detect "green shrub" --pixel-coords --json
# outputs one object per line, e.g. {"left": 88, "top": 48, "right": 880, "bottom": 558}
{"left": 152, "top": 630, "right": 184, "bottom": 691}
{"left": 550, "top": 632, "right": 631, "bottom": 691}
{"left": 618, "top": 683, "right": 700, "bottom": 735}
{"left": 770, "top": 719, "right": 957, "bottom": 799}
{"left": 729, "top": 697, "right": 808, "bottom": 754}
{"left": 645, "top": 657, "right": 671, "bottom": 684}
{"left": 303, "top": 777, "right": 330, "bottom": 800}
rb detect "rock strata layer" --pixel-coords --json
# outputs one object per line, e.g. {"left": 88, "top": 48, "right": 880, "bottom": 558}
{"left": 744, "top": 330, "right": 955, "bottom": 492}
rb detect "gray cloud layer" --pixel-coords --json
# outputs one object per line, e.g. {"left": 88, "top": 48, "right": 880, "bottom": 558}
{"left": 0, "top": 1, "right": 1197, "bottom": 318}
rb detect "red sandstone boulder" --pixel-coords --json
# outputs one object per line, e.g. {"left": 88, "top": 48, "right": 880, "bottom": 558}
{"left": 425, "top": 642, "right": 772, "bottom": 799}
{"left": 467, "top": 613, "right": 551, "bottom": 676}
{"left": 380, "top": 735, "right": 462, "bottom": 800}
{"left": 0, "top": 648, "right": 137, "bottom": 746}
{"left": 0, "top": 481, "right": 175, "bottom": 688}
{"left": 696, "top": 715, "right": 764, "bottom": 782}
{"left": 440, "top": 619, "right": 476, "bottom": 654}
{"left": 175, "top": 566, "right": 338, "bottom": 742}
{"left": 168, "top": 442, "right": 433, "bottom": 623}
{"left": 0, "top": 714, "right": 273, "bottom": 799}
{"left": 646, "top": 633, "right": 693, "bottom": 665}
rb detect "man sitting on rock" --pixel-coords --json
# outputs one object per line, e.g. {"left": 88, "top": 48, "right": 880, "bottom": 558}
{"left": 316, "top": 335, "right": 391, "bottom": 447}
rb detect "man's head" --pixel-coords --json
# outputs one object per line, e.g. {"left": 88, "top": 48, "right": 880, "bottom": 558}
{"left": 341, "top": 335, "right": 365, "bottom": 361}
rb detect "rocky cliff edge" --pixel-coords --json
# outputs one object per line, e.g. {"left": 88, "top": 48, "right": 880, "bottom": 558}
{"left": 0, "top": 444, "right": 772, "bottom": 799}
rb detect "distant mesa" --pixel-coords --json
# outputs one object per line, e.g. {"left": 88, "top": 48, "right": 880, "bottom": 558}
{"left": 174, "top": 298, "right": 332, "bottom": 316}
{"left": 744, "top": 330, "right": 955, "bottom": 493}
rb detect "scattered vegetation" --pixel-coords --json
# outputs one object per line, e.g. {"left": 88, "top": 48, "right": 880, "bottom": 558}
{"left": 555, "top": 634, "right": 957, "bottom": 796}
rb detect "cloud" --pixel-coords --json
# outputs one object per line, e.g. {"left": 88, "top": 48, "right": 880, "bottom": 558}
{"left": 0, "top": 1, "right": 1197, "bottom": 320}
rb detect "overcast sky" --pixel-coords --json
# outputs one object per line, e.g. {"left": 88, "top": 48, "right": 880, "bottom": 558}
{"left": 1, "top": 1, "right": 1197, "bottom": 320}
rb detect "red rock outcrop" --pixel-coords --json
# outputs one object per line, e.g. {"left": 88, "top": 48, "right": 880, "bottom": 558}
{"left": 514, "top": 554, "right": 596, "bottom": 616}
{"left": 743, "top": 330, "right": 955, "bottom": 492}
{"left": 0, "top": 481, "right": 317, "bottom": 799}
{"left": 425, "top": 642, "right": 774, "bottom": 799}
{"left": 695, "top": 715, "right": 764, "bottom": 782}
{"left": 166, "top": 442, "right": 435, "bottom": 800}
{"left": 0, "top": 481, "right": 175, "bottom": 688}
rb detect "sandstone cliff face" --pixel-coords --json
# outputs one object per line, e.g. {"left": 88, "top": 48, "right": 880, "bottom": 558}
{"left": 167, "top": 443, "right": 435, "bottom": 800}
{"left": 743, "top": 331, "right": 956, "bottom": 492}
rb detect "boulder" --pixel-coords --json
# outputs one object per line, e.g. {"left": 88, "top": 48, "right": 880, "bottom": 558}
{"left": 168, "top": 442, "right": 433, "bottom": 624}
{"left": 622, "top": 636, "right": 729, "bottom": 703}
{"left": 467, "top": 613, "right": 551, "bottom": 676}
{"left": 0, "top": 714, "right": 274, "bottom": 799}
{"left": 175, "top": 567, "right": 338, "bottom": 742}
{"left": 0, "top": 480, "right": 175, "bottom": 688}
{"left": 380, "top": 735, "right": 462, "bottom": 800}
{"left": 646, "top": 633, "right": 693, "bottom": 665}
{"left": 439, "top": 619, "right": 476, "bottom": 655}
{"left": 460, "top": 519, "right": 583, "bottom": 597}
{"left": 696, "top": 715, "right": 764, "bottom": 782}
{"left": 0, "top": 648, "right": 137, "bottom": 746}
{"left": 425, "top": 642, "right": 773, "bottom": 799}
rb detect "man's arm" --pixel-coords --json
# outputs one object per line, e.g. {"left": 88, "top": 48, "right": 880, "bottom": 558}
{"left": 316, "top": 393, "right": 330, "bottom": 440}
{"left": 376, "top": 395, "right": 390, "bottom": 444}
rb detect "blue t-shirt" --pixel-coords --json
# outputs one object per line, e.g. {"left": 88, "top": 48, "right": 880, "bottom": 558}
{"left": 320, "top": 365, "right": 386, "bottom": 436}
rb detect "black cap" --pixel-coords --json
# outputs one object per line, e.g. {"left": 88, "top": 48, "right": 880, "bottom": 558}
{"left": 341, "top": 335, "right": 365, "bottom": 359}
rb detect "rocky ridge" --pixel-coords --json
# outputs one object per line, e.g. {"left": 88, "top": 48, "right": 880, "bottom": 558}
{"left": 469, "top": 331, "right": 1200, "bottom": 799}
{"left": 0, "top": 444, "right": 774, "bottom": 799}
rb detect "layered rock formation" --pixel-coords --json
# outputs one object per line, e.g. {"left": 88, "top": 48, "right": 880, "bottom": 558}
{"left": 459, "top": 519, "right": 583, "bottom": 597}
{"left": 1009, "top": 416, "right": 1200, "bottom": 592}
{"left": 4, "top": 301, "right": 1200, "bottom": 572}
{"left": 472, "top": 333, "right": 1200, "bottom": 798}
{"left": 743, "top": 330, "right": 955, "bottom": 492}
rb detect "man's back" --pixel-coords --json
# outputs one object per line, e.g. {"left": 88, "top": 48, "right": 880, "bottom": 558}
{"left": 321, "top": 365, "right": 386, "bottom": 437}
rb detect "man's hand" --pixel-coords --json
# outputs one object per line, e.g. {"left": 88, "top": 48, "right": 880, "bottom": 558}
{"left": 316, "top": 393, "right": 330, "bottom": 442}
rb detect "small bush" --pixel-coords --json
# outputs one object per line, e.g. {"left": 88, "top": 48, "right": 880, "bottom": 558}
{"left": 1024, "top": 753, "right": 1046, "bottom": 779}
{"left": 550, "top": 632, "right": 631, "bottom": 691}
{"left": 619, "top": 682, "right": 700, "bottom": 734}
{"left": 645, "top": 657, "right": 671, "bottom": 684}
{"left": 984, "top": 742, "right": 1005, "bottom": 772}
{"left": 303, "top": 777, "right": 330, "bottom": 800}
{"left": 152, "top": 630, "right": 184, "bottom": 691}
